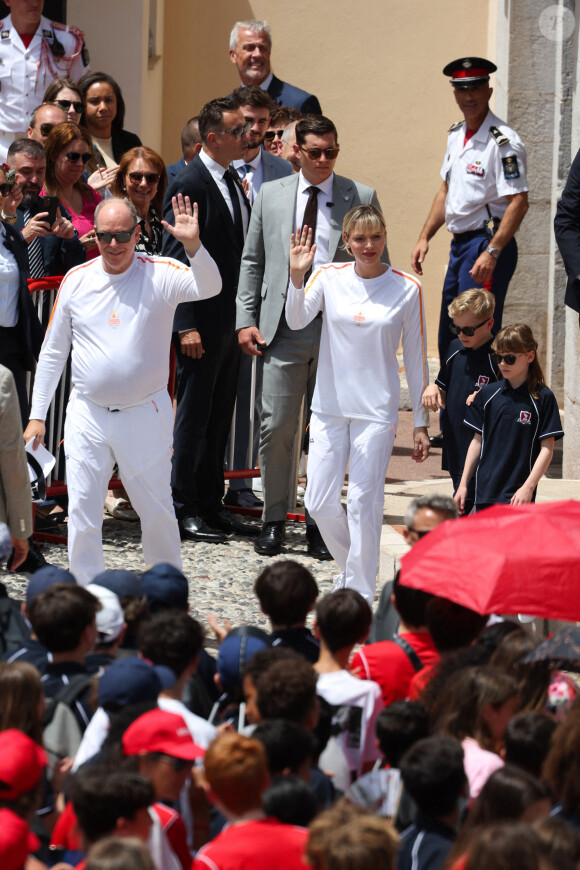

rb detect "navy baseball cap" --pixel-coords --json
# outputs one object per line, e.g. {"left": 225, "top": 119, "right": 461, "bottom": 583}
{"left": 141, "top": 563, "right": 188, "bottom": 612}
{"left": 98, "top": 656, "right": 163, "bottom": 709}
{"left": 26, "top": 565, "right": 76, "bottom": 605}
{"left": 92, "top": 569, "right": 142, "bottom": 600}
{"left": 217, "top": 625, "right": 271, "bottom": 693}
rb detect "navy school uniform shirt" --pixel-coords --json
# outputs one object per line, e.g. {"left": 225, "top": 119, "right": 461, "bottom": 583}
{"left": 464, "top": 380, "right": 564, "bottom": 505}
{"left": 436, "top": 338, "right": 499, "bottom": 476}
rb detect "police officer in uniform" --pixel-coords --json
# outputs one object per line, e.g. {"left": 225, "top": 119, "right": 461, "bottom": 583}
{"left": 411, "top": 58, "right": 529, "bottom": 367}
{"left": 0, "top": 0, "right": 89, "bottom": 160}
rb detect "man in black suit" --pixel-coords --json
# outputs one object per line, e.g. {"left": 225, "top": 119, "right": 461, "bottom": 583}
{"left": 229, "top": 20, "right": 322, "bottom": 115}
{"left": 162, "top": 98, "right": 258, "bottom": 543}
{"left": 555, "top": 148, "right": 580, "bottom": 319}
{"left": 4, "top": 139, "right": 85, "bottom": 279}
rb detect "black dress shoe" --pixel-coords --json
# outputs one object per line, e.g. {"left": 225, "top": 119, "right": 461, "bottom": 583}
{"left": 429, "top": 433, "right": 444, "bottom": 447}
{"left": 254, "top": 521, "right": 285, "bottom": 556}
{"left": 203, "top": 508, "right": 260, "bottom": 537}
{"left": 306, "top": 525, "right": 333, "bottom": 561}
{"left": 179, "top": 516, "right": 226, "bottom": 544}
{"left": 7, "top": 541, "right": 49, "bottom": 573}
{"left": 223, "top": 487, "right": 264, "bottom": 508}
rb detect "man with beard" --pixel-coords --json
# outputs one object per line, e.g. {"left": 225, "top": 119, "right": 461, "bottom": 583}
{"left": 226, "top": 85, "right": 292, "bottom": 509}
{"left": 4, "top": 138, "right": 85, "bottom": 277}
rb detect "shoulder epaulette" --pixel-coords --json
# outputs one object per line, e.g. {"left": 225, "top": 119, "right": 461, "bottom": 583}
{"left": 448, "top": 120, "right": 464, "bottom": 132}
{"left": 489, "top": 126, "right": 510, "bottom": 146}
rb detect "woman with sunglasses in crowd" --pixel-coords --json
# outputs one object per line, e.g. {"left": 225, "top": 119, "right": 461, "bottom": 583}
{"left": 43, "top": 123, "right": 102, "bottom": 259}
{"left": 455, "top": 323, "right": 564, "bottom": 514}
{"left": 43, "top": 77, "right": 118, "bottom": 194}
{"left": 111, "top": 146, "right": 167, "bottom": 255}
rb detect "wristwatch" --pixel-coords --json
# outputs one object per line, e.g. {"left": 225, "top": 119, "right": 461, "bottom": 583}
{"left": 486, "top": 245, "right": 501, "bottom": 260}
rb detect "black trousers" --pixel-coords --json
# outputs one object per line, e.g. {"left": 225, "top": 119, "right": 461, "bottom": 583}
{"left": 171, "top": 328, "right": 241, "bottom": 518}
{"left": 0, "top": 328, "right": 29, "bottom": 427}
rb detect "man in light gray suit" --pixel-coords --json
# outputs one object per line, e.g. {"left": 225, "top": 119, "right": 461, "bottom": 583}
{"left": 226, "top": 86, "right": 294, "bottom": 509}
{"left": 236, "top": 115, "right": 385, "bottom": 558}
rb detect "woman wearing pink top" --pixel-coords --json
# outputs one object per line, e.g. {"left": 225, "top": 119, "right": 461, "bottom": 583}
{"left": 43, "top": 123, "right": 102, "bottom": 260}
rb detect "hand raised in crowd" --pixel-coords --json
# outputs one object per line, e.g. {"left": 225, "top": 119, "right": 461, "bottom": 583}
{"left": 422, "top": 383, "right": 445, "bottom": 411}
{"left": 50, "top": 208, "right": 76, "bottom": 239}
{"left": 289, "top": 224, "right": 317, "bottom": 287}
{"left": 80, "top": 228, "right": 98, "bottom": 252}
{"left": 3, "top": 179, "right": 22, "bottom": 213}
{"left": 87, "top": 165, "right": 119, "bottom": 192}
{"left": 161, "top": 194, "right": 201, "bottom": 257}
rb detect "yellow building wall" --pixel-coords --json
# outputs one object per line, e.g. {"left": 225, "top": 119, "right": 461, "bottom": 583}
{"left": 161, "top": 1, "right": 491, "bottom": 356}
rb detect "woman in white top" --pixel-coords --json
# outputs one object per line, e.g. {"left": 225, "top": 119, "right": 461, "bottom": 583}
{"left": 286, "top": 205, "right": 429, "bottom": 602}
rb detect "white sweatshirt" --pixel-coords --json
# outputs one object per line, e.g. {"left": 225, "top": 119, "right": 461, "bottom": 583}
{"left": 30, "top": 246, "right": 221, "bottom": 419}
{"left": 286, "top": 262, "right": 428, "bottom": 425}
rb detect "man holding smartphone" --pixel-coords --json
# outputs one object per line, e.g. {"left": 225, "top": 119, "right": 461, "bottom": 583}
{"left": 3, "top": 138, "right": 85, "bottom": 277}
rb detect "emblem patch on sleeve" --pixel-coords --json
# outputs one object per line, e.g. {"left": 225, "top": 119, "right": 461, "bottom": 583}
{"left": 502, "top": 155, "right": 520, "bottom": 179}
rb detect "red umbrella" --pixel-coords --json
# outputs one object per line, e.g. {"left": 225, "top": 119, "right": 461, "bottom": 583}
{"left": 398, "top": 500, "right": 580, "bottom": 621}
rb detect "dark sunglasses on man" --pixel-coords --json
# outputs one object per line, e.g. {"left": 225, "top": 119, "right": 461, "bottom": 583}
{"left": 96, "top": 225, "right": 138, "bottom": 244}
{"left": 264, "top": 130, "right": 284, "bottom": 142}
{"left": 300, "top": 146, "right": 340, "bottom": 160}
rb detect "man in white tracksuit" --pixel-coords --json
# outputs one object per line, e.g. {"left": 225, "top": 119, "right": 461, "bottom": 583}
{"left": 24, "top": 195, "right": 221, "bottom": 584}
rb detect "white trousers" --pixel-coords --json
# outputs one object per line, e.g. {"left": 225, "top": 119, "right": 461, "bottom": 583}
{"left": 305, "top": 413, "right": 396, "bottom": 603}
{"left": 64, "top": 388, "right": 182, "bottom": 586}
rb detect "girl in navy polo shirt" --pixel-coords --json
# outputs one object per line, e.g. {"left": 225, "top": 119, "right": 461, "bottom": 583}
{"left": 455, "top": 323, "right": 563, "bottom": 513}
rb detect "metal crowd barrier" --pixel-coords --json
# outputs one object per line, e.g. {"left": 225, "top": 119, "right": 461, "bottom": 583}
{"left": 26, "top": 278, "right": 305, "bottom": 541}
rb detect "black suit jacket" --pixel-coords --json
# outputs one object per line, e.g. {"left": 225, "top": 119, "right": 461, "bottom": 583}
{"left": 555, "top": 147, "right": 580, "bottom": 314}
{"left": 2, "top": 223, "right": 44, "bottom": 371}
{"left": 110, "top": 127, "right": 142, "bottom": 164}
{"left": 15, "top": 203, "right": 85, "bottom": 277}
{"left": 162, "top": 153, "right": 249, "bottom": 339}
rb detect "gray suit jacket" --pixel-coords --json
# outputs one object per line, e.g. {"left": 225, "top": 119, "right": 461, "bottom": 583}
{"left": 0, "top": 366, "right": 32, "bottom": 540}
{"left": 236, "top": 172, "right": 384, "bottom": 346}
{"left": 260, "top": 149, "right": 293, "bottom": 184}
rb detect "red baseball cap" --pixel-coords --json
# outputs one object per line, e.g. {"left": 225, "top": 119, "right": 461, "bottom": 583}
{"left": 0, "top": 808, "right": 41, "bottom": 870}
{"left": 0, "top": 730, "right": 47, "bottom": 801}
{"left": 122, "top": 709, "right": 205, "bottom": 760}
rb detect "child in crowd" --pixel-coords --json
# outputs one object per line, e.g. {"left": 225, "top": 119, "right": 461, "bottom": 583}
{"left": 348, "top": 701, "right": 429, "bottom": 822}
{"left": 504, "top": 712, "right": 557, "bottom": 779}
{"left": 254, "top": 560, "right": 320, "bottom": 662}
{"left": 397, "top": 736, "right": 467, "bottom": 870}
{"left": 193, "top": 732, "right": 309, "bottom": 870}
{"left": 455, "top": 323, "right": 564, "bottom": 513}
{"left": 433, "top": 666, "right": 519, "bottom": 798}
{"left": 422, "top": 288, "right": 498, "bottom": 515}
{"left": 314, "top": 590, "right": 383, "bottom": 778}
{"left": 85, "top": 837, "right": 155, "bottom": 870}
{"left": 307, "top": 801, "right": 399, "bottom": 870}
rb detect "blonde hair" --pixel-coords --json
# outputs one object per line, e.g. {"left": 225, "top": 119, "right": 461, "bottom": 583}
{"left": 492, "top": 323, "right": 545, "bottom": 398}
{"left": 448, "top": 288, "right": 495, "bottom": 321}
{"left": 307, "top": 800, "right": 399, "bottom": 870}
{"left": 342, "top": 205, "right": 386, "bottom": 254}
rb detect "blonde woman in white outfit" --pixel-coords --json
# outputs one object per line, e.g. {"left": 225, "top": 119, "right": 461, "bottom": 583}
{"left": 286, "top": 205, "right": 429, "bottom": 602}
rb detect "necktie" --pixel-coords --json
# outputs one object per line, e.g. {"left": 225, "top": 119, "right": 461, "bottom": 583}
{"left": 23, "top": 209, "right": 45, "bottom": 278}
{"left": 237, "top": 164, "right": 254, "bottom": 179}
{"left": 302, "top": 186, "right": 320, "bottom": 282}
{"left": 224, "top": 168, "right": 244, "bottom": 245}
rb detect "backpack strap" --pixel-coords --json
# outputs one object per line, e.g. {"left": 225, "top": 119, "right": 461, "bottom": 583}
{"left": 42, "top": 673, "right": 93, "bottom": 728}
{"left": 392, "top": 634, "right": 424, "bottom": 673}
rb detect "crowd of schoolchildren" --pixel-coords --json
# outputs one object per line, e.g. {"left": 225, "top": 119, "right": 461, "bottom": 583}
{"left": 0, "top": 546, "right": 579, "bottom": 870}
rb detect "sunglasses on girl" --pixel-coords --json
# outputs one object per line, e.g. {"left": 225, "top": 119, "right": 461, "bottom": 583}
{"left": 56, "top": 99, "right": 85, "bottom": 113}
{"left": 96, "top": 225, "right": 138, "bottom": 244}
{"left": 449, "top": 319, "right": 488, "bottom": 336}
{"left": 128, "top": 171, "right": 160, "bottom": 185}
{"left": 65, "top": 151, "right": 92, "bottom": 164}
{"left": 493, "top": 353, "right": 524, "bottom": 366}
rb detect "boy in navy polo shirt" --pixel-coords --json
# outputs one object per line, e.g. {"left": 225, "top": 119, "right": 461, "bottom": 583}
{"left": 423, "top": 289, "right": 498, "bottom": 515}
{"left": 456, "top": 323, "right": 564, "bottom": 512}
